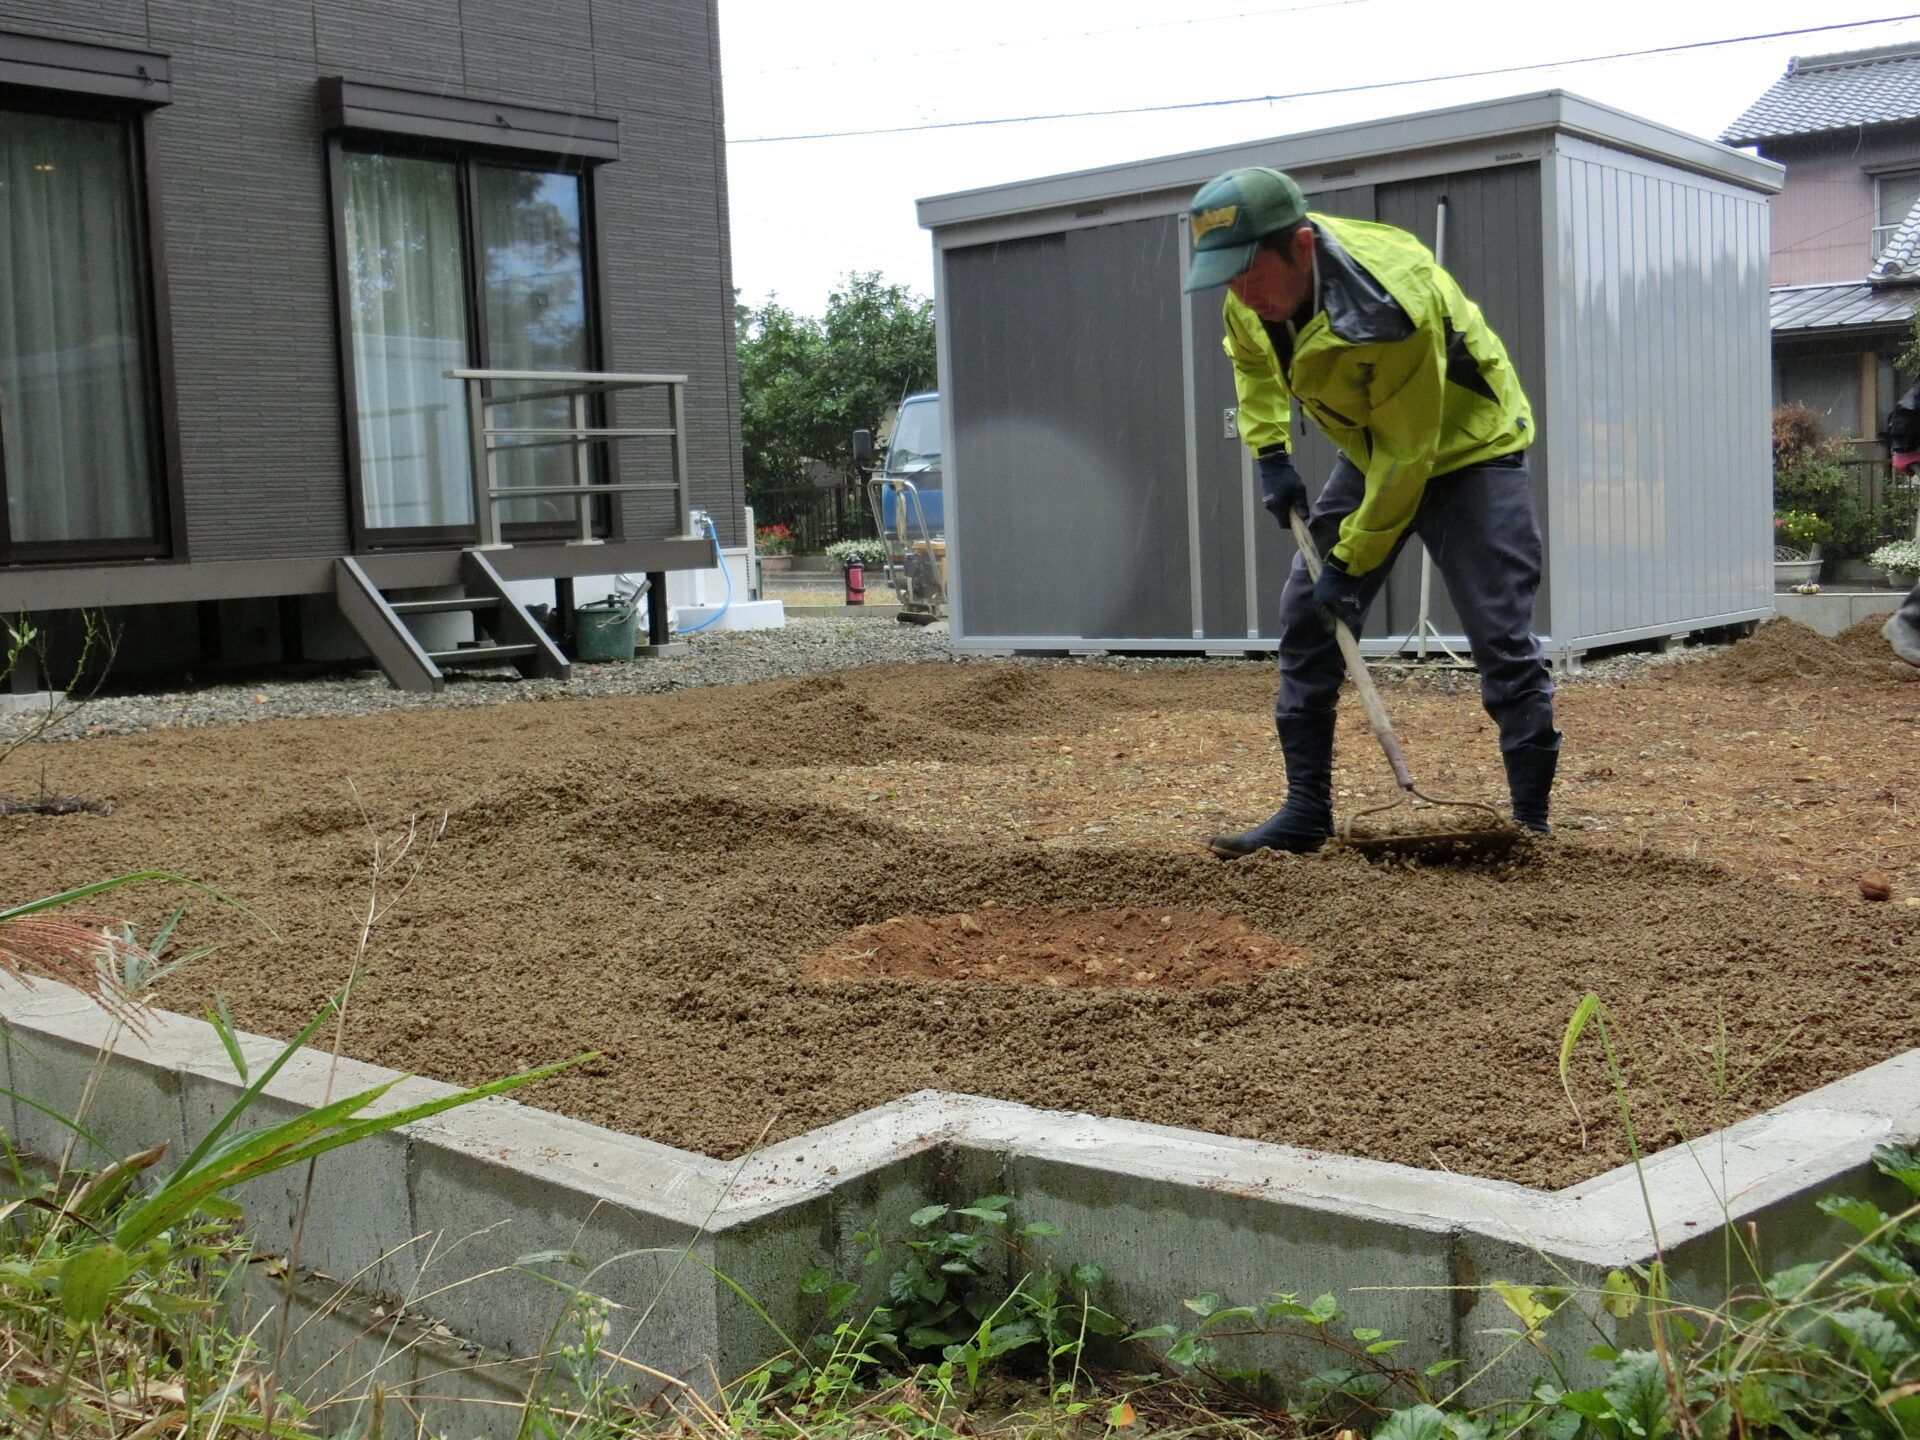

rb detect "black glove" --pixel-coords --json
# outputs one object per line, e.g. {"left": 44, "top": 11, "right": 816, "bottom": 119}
{"left": 1312, "top": 554, "right": 1366, "bottom": 637}
{"left": 1257, "top": 450, "right": 1307, "bottom": 524}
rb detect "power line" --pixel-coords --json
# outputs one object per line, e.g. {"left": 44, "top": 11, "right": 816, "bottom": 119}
{"left": 733, "top": 0, "right": 1376, "bottom": 79}
{"left": 729, "top": 14, "right": 1920, "bottom": 145}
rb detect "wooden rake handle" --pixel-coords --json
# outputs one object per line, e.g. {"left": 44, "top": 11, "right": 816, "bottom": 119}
{"left": 1286, "top": 508, "right": 1415, "bottom": 793}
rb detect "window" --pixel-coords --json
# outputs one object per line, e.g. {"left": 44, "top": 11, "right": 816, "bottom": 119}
{"left": 0, "top": 102, "right": 164, "bottom": 560}
{"left": 1775, "top": 354, "right": 1862, "bottom": 439}
{"left": 1875, "top": 170, "right": 1920, "bottom": 258}
{"left": 333, "top": 144, "right": 597, "bottom": 542}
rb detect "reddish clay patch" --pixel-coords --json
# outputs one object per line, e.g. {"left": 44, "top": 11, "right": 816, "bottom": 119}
{"left": 803, "top": 905, "right": 1309, "bottom": 989}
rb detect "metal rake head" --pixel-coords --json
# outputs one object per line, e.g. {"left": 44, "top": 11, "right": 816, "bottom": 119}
{"left": 1334, "top": 786, "right": 1529, "bottom": 864}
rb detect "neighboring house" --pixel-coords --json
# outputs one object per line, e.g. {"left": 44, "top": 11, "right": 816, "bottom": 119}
{"left": 0, "top": 3, "right": 740, "bottom": 691}
{"left": 1721, "top": 42, "right": 1920, "bottom": 449}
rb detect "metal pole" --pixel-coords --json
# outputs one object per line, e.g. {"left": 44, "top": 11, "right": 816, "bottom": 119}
{"left": 571, "top": 390, "right": 596, "bottom": 544}
{"left": 466, "top": 376, "right": 501, "bottom": 548}
{"left": 669, "top": 381, "right": 692, "bottom": 537}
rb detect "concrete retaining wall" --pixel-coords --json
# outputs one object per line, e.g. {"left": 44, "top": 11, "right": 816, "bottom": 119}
{"left": 1772, "top": 587, "right": 1906, "bottom": 635}
{"left": 4, "top": 973, "right": 1917, "bottom": 1402}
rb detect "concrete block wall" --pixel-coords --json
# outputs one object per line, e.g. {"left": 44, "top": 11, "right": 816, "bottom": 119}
{"left": 3, "top": 974, "right": 1917, "bottom": 1401}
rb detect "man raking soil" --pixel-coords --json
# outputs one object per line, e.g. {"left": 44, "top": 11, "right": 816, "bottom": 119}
{"left": 1181, "top": 166, "right": 1561, "bottom": 857}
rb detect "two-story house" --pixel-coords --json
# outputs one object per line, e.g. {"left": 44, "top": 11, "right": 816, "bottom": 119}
{"left": 1, "top": 4, "right": 740, "bottom": 692}
{"left": 1721, "top": 42, "right": 1920, "bottom": 451}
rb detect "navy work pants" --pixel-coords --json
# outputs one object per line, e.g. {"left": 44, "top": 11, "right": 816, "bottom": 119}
{"left": 1276, "top": 452, "right": 1559, "bottom": 753}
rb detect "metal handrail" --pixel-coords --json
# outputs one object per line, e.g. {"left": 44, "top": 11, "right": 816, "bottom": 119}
{"left": 446, "top": 368, "right": 692, "bottom": 547}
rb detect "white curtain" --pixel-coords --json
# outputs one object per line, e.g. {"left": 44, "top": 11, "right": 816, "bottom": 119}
{"left": 474, "top": 166, "right": 587, "bottom": 526}
{"left": 341, "top": 151, "right": 474, "bottom": 530}
{"left": 0, "top": 110, "right": 154, "bottom": 546}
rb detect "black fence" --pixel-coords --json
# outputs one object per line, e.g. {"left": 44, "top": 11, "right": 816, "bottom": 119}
{"left": 749, "top": 484, "right": 877, "bottom": 554}
{"left": 1839, "top": 454, "right": 1920, "bottom": 545}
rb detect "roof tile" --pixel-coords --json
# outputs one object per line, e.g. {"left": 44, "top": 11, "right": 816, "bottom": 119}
{"left": 1722, "top": 42, "right": 1920, "bottom": 145}
{"left": 1770, "top": 281, "right": 1916, "bottom": 334}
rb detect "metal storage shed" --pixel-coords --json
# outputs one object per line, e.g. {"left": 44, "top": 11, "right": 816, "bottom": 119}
{"left": 916, "top": 90, "right": 1783, "bottom": 662}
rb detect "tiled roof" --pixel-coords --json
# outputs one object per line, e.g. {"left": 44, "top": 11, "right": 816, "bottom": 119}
{"left": 1771, "top": 281, "right": 1916, "bottom": 335}
{"left": 1721, "top": 43, "right": 1920, "bottom": 145}
{"left": 1871, "top": 196, "right": 1920, "bottom": 283}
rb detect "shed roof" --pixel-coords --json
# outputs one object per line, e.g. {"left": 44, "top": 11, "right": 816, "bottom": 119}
{"left": 1720, "top": 43, "right": 1920, "bottom": 146}
{"left": 1770, "top": 280, "right": 1916, "bottom": 336}
{"left": 919, "top": 89, "right": 1779, "bottom": 235}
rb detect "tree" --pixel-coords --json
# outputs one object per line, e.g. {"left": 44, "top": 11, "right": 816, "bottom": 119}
{"left": 737, "top": 273, "right": 935, "bottom": 534}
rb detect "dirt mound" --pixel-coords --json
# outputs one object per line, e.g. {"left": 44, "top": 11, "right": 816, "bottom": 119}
{"left": 1686, "top": 617, "right": 1915, "bottom": 684}
{"left": 701, "top": 672, "right": 994, "bottom": 767}
{"left": 804, "top": 904, "right": 1308, "bottom": 988}
{"left": 1835, "top": 612, "right": 1916, "bottom": 669}
{"left": 924, "top": 668, "right": 1064, "bottom": 733}
{"left": 5, "top": 654, "right": 1920, "bottom": 1191}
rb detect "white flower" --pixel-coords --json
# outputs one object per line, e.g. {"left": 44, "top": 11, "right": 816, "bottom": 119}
{"left": 1868, "top": 540, "right": 1920, "bottom": 576}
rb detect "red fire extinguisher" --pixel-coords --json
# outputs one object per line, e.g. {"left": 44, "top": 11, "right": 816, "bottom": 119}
{"left": 844, "top": 557, "right": 865, "bottom": 606}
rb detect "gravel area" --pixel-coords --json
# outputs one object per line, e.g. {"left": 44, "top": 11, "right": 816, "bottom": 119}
{"left": 0, "top": 611, "right": 1734, "bottom": 745}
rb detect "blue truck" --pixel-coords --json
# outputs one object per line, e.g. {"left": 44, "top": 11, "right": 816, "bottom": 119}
{"left": 852, "top": 392, "right": 944, "bottom": 622}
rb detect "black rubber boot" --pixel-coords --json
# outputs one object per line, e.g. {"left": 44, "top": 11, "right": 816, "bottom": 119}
{"left": 1503, "top": 742, "right": 1559, "bottom": 835}
{"left": 1209, "top": 711, "right": 1336, "bottom": 858}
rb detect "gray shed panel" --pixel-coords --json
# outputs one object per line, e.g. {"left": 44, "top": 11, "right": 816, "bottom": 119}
{"left": 945, "top": 218, "right": 1188, "bottom": 640}
{"left": 1372, "top": 166, "right": 1549, "bottom": 643}
{"left": 922, "top": 90, "right": 1780, "bottom": 660}
{"left": 1543, "top": 140, "right": 1773, "bottom": 649}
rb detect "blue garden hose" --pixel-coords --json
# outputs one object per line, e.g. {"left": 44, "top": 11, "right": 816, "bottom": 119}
{"left": 678, "top": 512, "right": 734, "bottom": 634}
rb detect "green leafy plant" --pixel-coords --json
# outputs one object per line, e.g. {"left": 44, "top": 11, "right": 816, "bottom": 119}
{"left": 755, "top": 523, "right": 796, "bottom": 556}
{"left": 1872, "top": 450, "right": 1920, "bottom": 549}
{"left": 1434, "top": 1140, "right": 1920, "bottom": 1440}
{"left": 1773, "top": 406, "right": 1873, "bottom": 559}
{"left": 1, "top": 610, "right": 118, "bottom": 778}
{"left": 0, "top": 992, "right": 587, "bottom": 1439}
{"left": 774, "top": 1193, "right": 1122, "bottom": 1417}
{"left": 1127, "top": 1286, "right": 1465, "bottom": 1432}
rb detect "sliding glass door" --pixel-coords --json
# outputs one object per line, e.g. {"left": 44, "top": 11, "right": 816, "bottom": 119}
{"left": 0, "top": 106, "right": 163, "bottom": 560}
{"left": 336, "top": 145, "right": 596, "bottom": 544}
{"left": 474, "top": 165, "right": 591, "bottom": 527}
{"left": 339, "top": 151, "right": 474, "bottom": 533}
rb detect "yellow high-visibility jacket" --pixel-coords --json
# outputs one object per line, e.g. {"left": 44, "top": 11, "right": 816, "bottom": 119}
{"left": 1223, "top": 212, "right": 1533, "bottom": 575}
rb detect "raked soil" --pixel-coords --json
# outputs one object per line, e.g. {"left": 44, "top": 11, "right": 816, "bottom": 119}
{"left": 1, "top": 617, "right": 1917, "bottom": 1191}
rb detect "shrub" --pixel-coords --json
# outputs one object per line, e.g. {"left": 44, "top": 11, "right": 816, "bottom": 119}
{"left": 1874, "top": 471, "right": 1920, "bottom": 547}
{"left": 1771, "top": 402, "right": 1826, "bottom": 466}
{"left": 1772, "top": 407, "right": 1873, "bottom": 559}
{"left": 755, "top": 523, "right": 795, "bottom": 556}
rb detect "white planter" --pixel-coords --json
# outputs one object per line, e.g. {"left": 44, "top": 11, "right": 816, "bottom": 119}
{"left": 1774, "top": 558, "right": 1822, "bottom": 588}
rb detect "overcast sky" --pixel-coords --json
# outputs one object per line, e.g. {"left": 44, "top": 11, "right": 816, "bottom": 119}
{"left": 715, "top": 2, "right": 1920, "bottom": 315}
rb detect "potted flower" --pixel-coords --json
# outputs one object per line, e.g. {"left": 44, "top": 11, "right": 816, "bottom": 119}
{"left": 823, "top": 538, "right": 887, "bottom": 569}
{"left": 1773, "top": 508, "right": 1830, "bottom": 587}
{"left": 1868, "top": 539, "right": 1920, "bottom": 589}
{"left": 755, "top": 523, "right": 795, "bottom": 572}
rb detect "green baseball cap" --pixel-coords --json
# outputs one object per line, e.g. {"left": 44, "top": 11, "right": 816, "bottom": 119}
{"left": 1182, "top": 166, "right": 1308, "bottom": 292}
